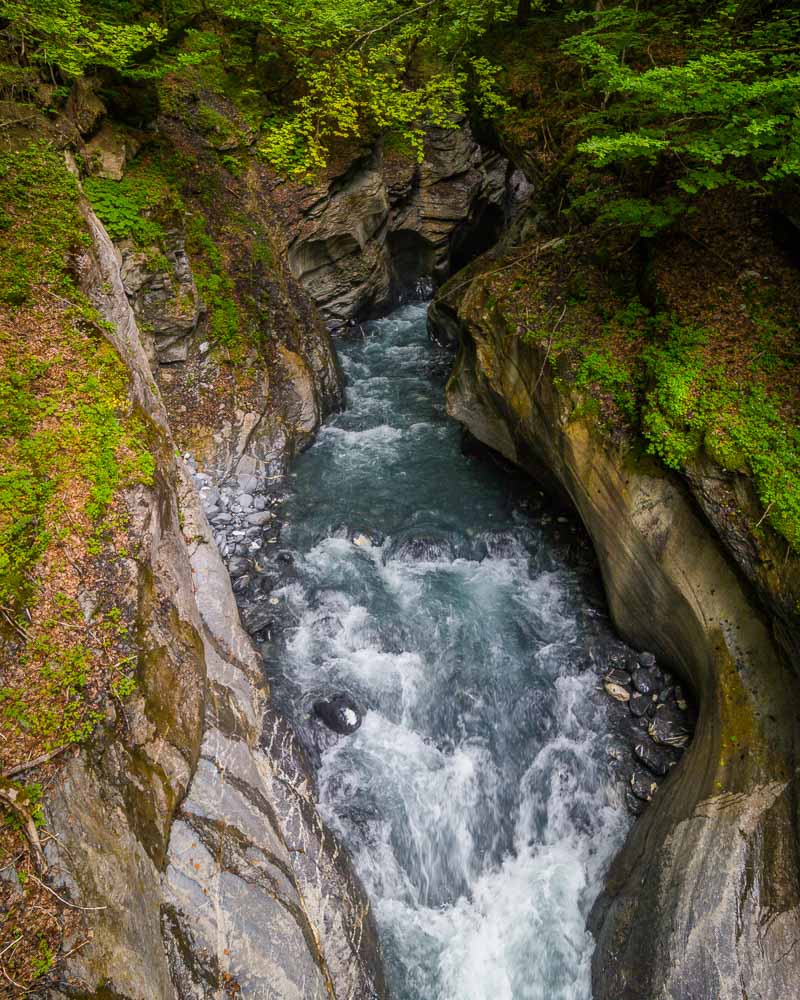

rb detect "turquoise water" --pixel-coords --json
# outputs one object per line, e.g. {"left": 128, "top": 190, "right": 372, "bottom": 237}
{"left": 264, "top": 302, "right": 630, "bottom": 999}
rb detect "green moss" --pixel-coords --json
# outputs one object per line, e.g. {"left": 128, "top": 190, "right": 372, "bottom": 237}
{"left": 575, "top": 348, "right": 637, "bottom": 422}
{"left": 508, "top": 257, "right": 799, "bottom": 551}
{"left": 0, "top": 327, "right": 155, "bottom": 607}
{"left": 0, "top": 141, "right": 89, "bottom": 306}
{"left": 184, "top": 211, "right": 241, "bottom": 347}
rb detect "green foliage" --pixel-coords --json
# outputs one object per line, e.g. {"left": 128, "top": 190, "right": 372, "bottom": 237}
{"left": 185, "top": 212, "right": 241, "bottom": 347}
{"left": 0, "top": 333, "right": 155, "bottom": 606}
{"left": 83, "top": 164, "right": 181, "bottom": 245}
{"left": 0, "top": 141, "right": 156, "bottom": 607}
{"left": 0, "top": 0, "right": 164, "bottom": 78}
{"left": 563, "top": 2, "right": 800, "bottom": 230}
{"left": 642, "top": 320, "right": 800, "bottom": 548}
{"left": 575, "top": 348, "right": 637, "bottom": 420}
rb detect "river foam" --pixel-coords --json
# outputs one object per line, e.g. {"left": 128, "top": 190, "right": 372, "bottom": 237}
{"left": 261, "top": 302, "right": 632, "bottom": 999}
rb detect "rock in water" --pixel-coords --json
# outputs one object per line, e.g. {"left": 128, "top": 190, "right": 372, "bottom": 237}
{"left": 630, "top": 770, "right": 658, "bottom": 802}
{"left": 313, "top": 694, "right": 363, "bottom": 735}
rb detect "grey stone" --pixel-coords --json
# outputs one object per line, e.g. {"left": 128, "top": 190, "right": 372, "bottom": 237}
{"left": 630, "top": 770, "right": 657, "bottom": 802}
{"left": 119, "top": 231, "right": 201, "bottom": 365}
{"left": 237, "top": 473, "right": 259, "bottom": 493}
{"left": 631, "top": 668, "right": 659, "bottom": 695}
{"left": 228, "top": 556, "right": 249, "bottom": 577}
{"left": 247, "top": 510, "right": 274, "bottom": 526}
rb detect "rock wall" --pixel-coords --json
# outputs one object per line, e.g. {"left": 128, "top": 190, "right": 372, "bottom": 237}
{"left": 274, "top": 125, "right": 527, "bottom": 326}
{"left": 429, "top": 275, "right": 800, "bottom": 1000}
{"left": 44, "top": 196, "right": 384, "bottom": 998}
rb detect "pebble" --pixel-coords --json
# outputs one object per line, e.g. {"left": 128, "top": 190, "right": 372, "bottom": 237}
{"left": 237, "top": 473, "right": 259, "bottom": 493}
{"left": 638, "top": 651, "right": 657, "bottom": 668}
{"left": 649, "top": 713, "right": 691, "bottom": 749}
{"left": 605, "top": 668, "right": 631, "bottom": 686}
{"left": 247, "top": 510, "right": 274, "bottom": 526}
{"left": 629, "top": 692, "right": 650, "bottom": 717}
{"left": 228, "top": 557, "right": 249, "bottom": 577}
{"left": 239, "top": 493, "right": 254, "bottom": 511}
{"left": 604, "top": 680, "right": 631, "bottom": 702}
{"left": 254, "top": 496, "right": 267, "bottom": 511}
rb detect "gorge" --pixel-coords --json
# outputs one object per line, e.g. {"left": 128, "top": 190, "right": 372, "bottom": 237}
{"left": 1, "top": 4, "right": 799, "bottom": 999}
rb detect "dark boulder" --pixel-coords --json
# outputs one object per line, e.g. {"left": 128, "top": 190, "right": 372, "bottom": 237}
{"left": 625, "top": 789, "right": 647, "bottom": 816}
{"left": 631, "top": 668, "right": 659, "bottom": 695}
{"left": 648, "top": 705, "right": 692, "bottom": 749}
{"left": 313, "top": 694, "right": 363, "bottom": 735}
{"left": 633, "top": 742, "right": 669, "bottom": 777}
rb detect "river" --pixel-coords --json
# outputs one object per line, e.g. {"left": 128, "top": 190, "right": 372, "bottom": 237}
{"left": 255, "top": 301, "right": 632, "bottom": 1000}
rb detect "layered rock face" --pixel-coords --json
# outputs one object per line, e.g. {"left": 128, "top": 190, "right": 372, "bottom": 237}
{"left": 44, "top": 199, "right": 384, "bottom": 999}
{"left": 277, "top": 126, "right": 525, "bottom": 325}
{"left": 429, "top": 273, "right": 800, "bottom": 1000}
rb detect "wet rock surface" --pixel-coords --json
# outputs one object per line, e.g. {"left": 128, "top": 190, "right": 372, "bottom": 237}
{"left": 313, "top": 694, "right": 363, "bottom": 735}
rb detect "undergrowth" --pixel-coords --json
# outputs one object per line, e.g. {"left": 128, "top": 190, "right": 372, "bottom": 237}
{"left": 509, "top": 247, "right": 799, "bottom": 552}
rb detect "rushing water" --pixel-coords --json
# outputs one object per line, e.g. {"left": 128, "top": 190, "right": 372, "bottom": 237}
{"left": 261, "top": 301, "right": 632, "bottom": 999}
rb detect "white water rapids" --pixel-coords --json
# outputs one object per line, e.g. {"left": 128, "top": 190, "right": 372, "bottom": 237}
{"left": 258, "top": 302, "right": 632, "bottom": 999}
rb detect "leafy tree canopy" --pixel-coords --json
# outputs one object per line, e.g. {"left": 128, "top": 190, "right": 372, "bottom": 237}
{"left": 1, "top": 0, "right": 798, "bottom": 193}
{"left": 561, "top": 1, "right": 800, "bottom": 232}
